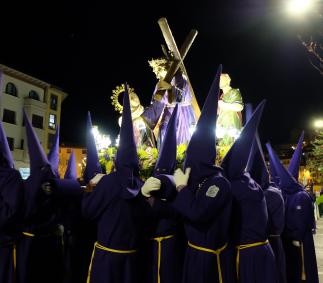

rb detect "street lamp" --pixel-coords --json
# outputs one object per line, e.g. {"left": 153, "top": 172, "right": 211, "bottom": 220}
{"left": 92, "top": 126, "right": 112, "bottom": 151}
{"left": 314, "top": 119, "right": 323, "bottom": 128}
{"left": 286, "top": 0, "right": 313, "bottom": 16}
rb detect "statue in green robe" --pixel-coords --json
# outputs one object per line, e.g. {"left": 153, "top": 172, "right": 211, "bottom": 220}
{"left": 216, "top": 73, "right": 244, "bottom": 148}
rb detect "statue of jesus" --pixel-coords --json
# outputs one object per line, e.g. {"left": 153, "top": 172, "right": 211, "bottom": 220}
{"left": 145, "top": 56, "right": 197, "bottom": 147}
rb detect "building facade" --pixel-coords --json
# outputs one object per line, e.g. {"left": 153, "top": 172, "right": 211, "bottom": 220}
{"left": 59, "top": 146, "right": 87, "bottom": 178}
{"left": 0, "top": 64, "right": 68, "bottom": 176}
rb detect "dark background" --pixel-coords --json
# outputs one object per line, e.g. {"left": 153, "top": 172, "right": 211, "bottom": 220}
{"left": 1, "top": 0, "right": 322, "bottom": 146}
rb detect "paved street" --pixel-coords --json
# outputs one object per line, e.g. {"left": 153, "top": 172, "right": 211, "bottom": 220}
{"left": 315, "top": 217, "right": 323, "bottom": 282}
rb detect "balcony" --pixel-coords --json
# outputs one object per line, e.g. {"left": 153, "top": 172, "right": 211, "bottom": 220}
{"left": 24, "top": 97, "right": 47, "bottom": 110}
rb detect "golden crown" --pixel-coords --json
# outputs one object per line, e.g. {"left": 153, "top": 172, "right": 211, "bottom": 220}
{"left": 111, "top": 84, "right": 135, "bottom": 114}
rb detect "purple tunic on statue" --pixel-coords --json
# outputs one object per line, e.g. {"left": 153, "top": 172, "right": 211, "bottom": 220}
{"left": 230, "top": 173, "right": 278, "bottom": 283}
{"left": 282, "top": 185, "right": 319, "bottom": 283}
{"left": 0, "top": 168, "right": 23, "bottom": 283}
{"left": 264, "top": 184, "right": 287, "bottom": 283}
{"left": 82, "top": 171, "right": 152, "bottom": 283}
{"left": 172, "top": 170, "right": 234, "bottom": 283}
{"left": 146, "top": 73, "right": 196, "bottom": 147}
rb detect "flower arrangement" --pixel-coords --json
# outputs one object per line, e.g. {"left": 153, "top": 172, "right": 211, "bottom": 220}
{"left": 97, "top": 144, "right": 188, "bottom": 180}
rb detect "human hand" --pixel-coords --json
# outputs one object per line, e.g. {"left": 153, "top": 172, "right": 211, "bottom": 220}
{"left": 157, "top": 80, "right": 172, "bottom": 91}
{"left": 85, "top": 173, "right": 106, "bottom": 192}
{"left": 292, "top": 240, "right": 301, "bottom": 247}
{"left": 173, "top": 168, "right": 191, "bottom": 191}
{"left": 141, "top": 177, "right": 161, "bottom": 197}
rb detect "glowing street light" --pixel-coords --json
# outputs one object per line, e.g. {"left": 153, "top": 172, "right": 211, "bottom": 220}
{"left": 314, "top": 119, "right": 323, "bottom": 128}
{"left": 92, "top": 126, "right": 111, "bottom": 151}
{"left": 286, "top": 0, "right": 313, "bottom": 16}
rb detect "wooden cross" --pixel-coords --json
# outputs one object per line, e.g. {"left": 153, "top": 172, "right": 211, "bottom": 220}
{"left": 158, "top": 17, "right": 201, "bottom": 118}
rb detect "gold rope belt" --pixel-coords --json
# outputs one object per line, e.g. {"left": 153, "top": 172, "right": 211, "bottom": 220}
{"left": 300, "top": 243, "right": 306, "bottom": 280}
{"left": 1, "top": 241, "right": 17, "bottom": 281}
{"left": 188, "top": 241, "right": 228, "bottom": 283}
{"left": 13, "top": 243, "right": 16, "bottom": 277}
{"left": 150, "top": 235, "right": 174, "bottom": 283}
{"left": 236, "top": 239, "right": 269, "bottom": 279}
{"left": 22, "top": 232, "right": 35, "bottom": 237}
{"left": 86, "top": 241, "right": 137, "bottom": 283}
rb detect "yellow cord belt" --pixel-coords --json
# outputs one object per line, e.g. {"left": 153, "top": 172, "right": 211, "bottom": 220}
{"left": 86, "top": 241, "right": 137, "bottom": 283}
{"left": 22, "top": 232, "right": 35, "bottom": 237}
{"left": 13, "top": 243, "right": 16, "bottom": 278}
{"left": 150, "top": 235, "right": 174, "bottom": 283}
{"left": 300, "top": 243, "right": 306, "bottom": 280}
{"left": 236, "top": 239, "right": 269, "bottom": 279}
{"left": 188, "top": 241, "right": 228, "bottom": 283}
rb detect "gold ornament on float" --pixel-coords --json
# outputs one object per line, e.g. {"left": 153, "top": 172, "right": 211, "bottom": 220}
{"left": 111, "top": 84, "right": 135, "bottom": 114}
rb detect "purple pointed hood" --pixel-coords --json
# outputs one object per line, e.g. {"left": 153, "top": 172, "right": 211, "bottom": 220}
{"left": 221, "top": 100, "right": 266, "bottom": 179}
{"left": 115, "top": 83, "right": 139, "bottom": 173}
{"left": 83, "top": 112, "right": 102, "bottom": 183}
{"left": 154, "top": 104, "right": 178, "bottom": 175}
{"left": 183, "top": 65, "right": 222, "bottom": 185}
{"left": 265, "top": 142, "right": 280, "bottom": 185}
{"left": 246, "top": 135, "right": 270, "bottom": 188}
{"left": 47, "top": 126, "right": 60, "bottom": 177}
{"left": 266, "top": 142, "right": 302, "bottom": 194}
{"left": 64, "top": 150, "right": 77, "bottom": 180}
{"left": 245, "top": 103, "right": 270, "bottom": 188}
{"left": 288, "top": 131, "right": 304, "bottom": 181}
{"left": 245, "top": 103, "right": 254, "bottom": 124}
{"left": 23, "top": 110, "right": 50, "bottom": 174}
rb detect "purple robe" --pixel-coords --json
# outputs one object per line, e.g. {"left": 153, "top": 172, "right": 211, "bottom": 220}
{"left": 50, "top": 178, "right": 94, "bottom": 283}
{"left": 16, "top": 166, "right": 64, "bottom": 283}
{"left": 82, "top": 171, "right": 152, "bottom": 283}
{"left": 146, "top": 73, "right": 196, "bottom": 147}
{"left": 172, "top": 171, "right": 235, "bottom": 283}
{"left": 282, "top": 188, "right": 319, "bottom": 283}
{"left": 143, "top": 175, "right": 185, "bottom": 283}
{"left": 0, "top": 168, "right": 23, "bottom": 283}
{"left": 230, "top": 173, "right": 278, "bottom": 283}
{"left": 264, "top": 185, "right": 287, "bottom": 283}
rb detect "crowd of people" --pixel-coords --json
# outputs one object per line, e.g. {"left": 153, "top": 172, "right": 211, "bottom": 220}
{"left": 0, "top": 66, "right": 319, "bottom": 283}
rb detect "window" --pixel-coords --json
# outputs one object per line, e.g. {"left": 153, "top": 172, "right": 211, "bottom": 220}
{"left": 82, "top": 149, "right": 87, "bottom": 154}
{"left": 48, "top": 133, "right": 56, "bottom": 150}
{"left": 7, "top": 137, "right": 14, "bottom": 151}
{"left": 5, "top": 83, "right": 18, "bottom": 97}
{"left": 67, "top": 148, "right": 71, "bottom": 153}
{"left": 20, "top": 139, "right": 24, "bottom": 150}
{"left": 48, "top": 113, "right": 56, "bottom": 130}
{"left": 32, "top": 114, "right": 43, "bottom": 129}
{"left": 50, "top": 95, "right": 58, "bottom": 111}
{"left": 3, "top": 109, "right": 16, "bottom": 124}
{"left": 29, "top": 90, "right": 40, "bottom": 101}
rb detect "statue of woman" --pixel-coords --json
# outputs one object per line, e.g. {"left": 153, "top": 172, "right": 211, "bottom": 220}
{"left": 113, "top": 85, "right": 157, "bottom": 148}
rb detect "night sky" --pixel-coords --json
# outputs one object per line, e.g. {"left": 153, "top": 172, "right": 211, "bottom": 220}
{"left": 1, "top": 0, "right": 322, "bottom": 146}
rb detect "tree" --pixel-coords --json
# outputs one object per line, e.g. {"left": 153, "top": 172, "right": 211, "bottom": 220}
{"left": 297, "top": 6, "right": 323, "bottom": 75}
{"left": 307, "top": 130, "right": 323, "bottom": 184}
